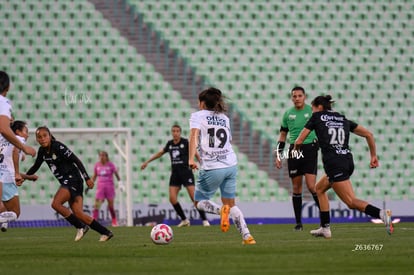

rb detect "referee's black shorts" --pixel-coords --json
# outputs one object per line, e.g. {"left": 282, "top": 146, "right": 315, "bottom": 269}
{"left": 287, "top": 142, "right": 318, "bottom": 178}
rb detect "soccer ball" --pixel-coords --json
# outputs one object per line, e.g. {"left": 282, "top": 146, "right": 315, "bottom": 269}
{"left": 150, "top": 224, "right": 173, "bottom": 245}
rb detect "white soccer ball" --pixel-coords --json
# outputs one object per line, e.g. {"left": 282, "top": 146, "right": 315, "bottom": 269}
{"left": 150, "top": 224, "right": 173, "bottom": 245}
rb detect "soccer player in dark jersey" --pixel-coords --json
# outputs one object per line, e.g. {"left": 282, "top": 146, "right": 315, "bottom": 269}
{"left": 275, "top": 86, "right": 320, "bottom": 231}
{"left": 294, "top": 95, "right": 393, "bottom": 238}
{"left": 141, "top": 124, "right": 210, "bottom": 227}
{"left": 25, "top": 126, "right": 114, "bottom": 241}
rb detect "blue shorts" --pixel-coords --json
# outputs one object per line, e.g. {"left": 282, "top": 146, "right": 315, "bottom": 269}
{"left": 2, "top": 182, "right": 18, "bottom": 201}
{"left": 195, "top": 166, "right": 237, "bottom": 201}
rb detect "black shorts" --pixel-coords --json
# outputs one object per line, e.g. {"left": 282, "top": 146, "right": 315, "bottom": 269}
{"left": 323, "top": 154, "right": 354, "bottom": 183}
{"left": 60, "top": 177, "right": 84, "bottom": 200}
{"left": 169, "top": 167, "right": 195, "bottom": 187}
{"left": 287, "top": 143, "right": 318, "bottom": 178}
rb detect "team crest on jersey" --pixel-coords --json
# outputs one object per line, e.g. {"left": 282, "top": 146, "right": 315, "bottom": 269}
{"left": 180, "top": 144, "right": 184, "bottom": 148}
{"left": 52, "top": 153, "right": 57, "bottom": 160}
{"left": 172, "top": 149, "right": 180, "bottom": 159}
{"left": 304, "top": 113, "right": 309, "bottom": 118}
{"left": 288, "top": 114, "right": 296, "bottom": 120}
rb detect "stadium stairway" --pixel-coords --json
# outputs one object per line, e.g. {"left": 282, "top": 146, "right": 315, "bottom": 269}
{"left": 88, "top": 0, "right": 291, "bottom": 192}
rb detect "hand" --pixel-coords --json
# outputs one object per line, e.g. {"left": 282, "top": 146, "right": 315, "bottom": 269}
{"left": 140, "top": 162, "right": 147, "bottom": 170}
{"left": 370, "top": 155, "right": 379, "bottom": 168}
{"left": 86, "top": 179, "right": 94, "bottom": 189}
{"left": 15, "top": 173, "right": 24, "bottom": 186}
{"left": 275, "top": 158, "right": 282, "bottom": 169}
{"left": 118, "top": 181, "right": 126, "bottom": 192}
{"left": 189, "top": 160, "right": 198, "bottom": 170}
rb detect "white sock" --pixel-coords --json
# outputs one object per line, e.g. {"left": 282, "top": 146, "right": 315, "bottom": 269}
{"left": 230, "top": 206, "right": 251, "bottom": 239}
{"left": 0, "top": 211, "right": 17, "bottom": 222}
{"left": 196, "top": 200, "right": 221, "bottom": 215}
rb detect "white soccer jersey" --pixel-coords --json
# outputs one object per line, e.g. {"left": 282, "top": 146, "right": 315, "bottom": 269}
{"left": 0, "top": 95, "right": 12, "bottom": 119}
{"left": 189, "top": 110, "right": 237, "bottom": 170}
{"left": 0, "top": 135, "right": 25, "bottom": 183}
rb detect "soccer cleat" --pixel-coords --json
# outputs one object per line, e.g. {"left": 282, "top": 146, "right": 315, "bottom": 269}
{"left": 294, "top": 224, "right": 303, "bottom": 231}
{"left": 99, "top": 231, "right": 114, "bottom": 242}
{"left": 310, "top": 226, "right": 332, "bottom": 239}
{"left": 220, "top": 205, "right": 230, "bottom": 232}
{"left": 75, "top": 225, "right": 90, "bottom": 242}
{"left": 202, "top": 220, "right": 210, "bottom": 227}
{"left": 0, "top": 211, "right": 17, "bottom": 223}
{"left": 383, "top": 209, "right": 394, "bottom": 235}
{"left": 242, "top": 236, "right": 256, "bottom": 245}
{"left": 177, "top": 219, "right": 190, "bottom": 227}
{"left": 1, "top": 222, "right": 8, "bottom": 232}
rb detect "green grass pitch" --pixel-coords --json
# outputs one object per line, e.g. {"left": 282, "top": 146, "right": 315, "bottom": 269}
{"left": 1, "top": 223, "right": 413, "bottom": 274}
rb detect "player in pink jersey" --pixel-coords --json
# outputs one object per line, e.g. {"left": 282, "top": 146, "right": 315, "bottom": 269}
{"left": 91, "top": 151, "right": 122, "bottom": 226}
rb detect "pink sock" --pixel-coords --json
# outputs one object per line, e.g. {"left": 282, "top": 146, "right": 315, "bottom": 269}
{"left": 93, "top": 209, "right": 99, "bottom": 220}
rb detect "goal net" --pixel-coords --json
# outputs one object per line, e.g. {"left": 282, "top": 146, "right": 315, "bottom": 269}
{"left": 22, "top": 127, "right": 133, "bottom": 226}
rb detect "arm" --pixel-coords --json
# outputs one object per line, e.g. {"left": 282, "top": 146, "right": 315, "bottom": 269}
{"left": 13, "top": 146, "right": 24, "bottom": 186}
{"left": 275, "top": 130, "right": 288, "bottom": 169}
{"left": 189, "top": 128, "right": 200, "bottom": 170}
{"left": 26, "top": 149, "right": 44, "bottom": 175}
{"left": 69, "top": 152, "right": 95, "bottom": 189}
{"left": 140, "top": 149, "right": 165, "bottom": 170}
{"left": 0, "top": 116, "right": 36, "bottom": 156}
{"left": 294, "top": 128, "right": 311, "bottom": 151}
{"left": 352, "top": 125, "right": 379, "bottom": 168}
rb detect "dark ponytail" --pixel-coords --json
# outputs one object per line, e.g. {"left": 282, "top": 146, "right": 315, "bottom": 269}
{"left": 198, "top": 87, "right": 227, "bottom": 113}
{"left": 311, "top": 95, "right": 335, "bottom": 110}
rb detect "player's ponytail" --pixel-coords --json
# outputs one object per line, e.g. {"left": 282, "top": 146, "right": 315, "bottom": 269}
{"left": 311, "top": 95, "right": 334, "bottom": 110}
{"left": 199, "top": 87, "right": 227, "bottom": 113}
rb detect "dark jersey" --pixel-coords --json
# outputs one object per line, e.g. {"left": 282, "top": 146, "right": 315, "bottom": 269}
{"left": 163, "top": 138, "right": 190, "bottom": 171}
{"left": 26, "top": 140, "right": 90, "bottom": 184}
{"left": 304, "top": 110, "right": 358, "bottom": 161}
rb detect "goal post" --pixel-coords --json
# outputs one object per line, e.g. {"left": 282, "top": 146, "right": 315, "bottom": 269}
{"left": 27, "top": 127, "right": 134, "bottom": 227}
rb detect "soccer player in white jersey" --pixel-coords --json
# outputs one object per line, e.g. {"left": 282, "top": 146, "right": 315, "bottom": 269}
{"left": 0, "top": 120, "right": 38, "bottom": 231}
{"left": 188, "top": 87, "right": 256, "bottom": 245}
{"left": 0, "top": 71, "right": 36, "bottom": 225}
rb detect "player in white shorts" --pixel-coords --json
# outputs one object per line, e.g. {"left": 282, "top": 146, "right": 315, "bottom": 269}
{"left": 188, "top": 87, "right": 256, "bottom": 245}
{"left": 0, "top": 120, "right": 37, "bottom": 231}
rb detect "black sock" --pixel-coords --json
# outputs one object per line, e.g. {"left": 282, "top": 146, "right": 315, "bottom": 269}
{"left": 65, "top": 214, "right": 84, "bottom": 229}
{"left": 320, "top": 211, "right": 330, "bottom": 227}
{"left": 89, "top": 219, "right": 111, "bottom": 235}
{"left": 292, "top": 193, "right": 302, "bottom": 225}
{"left": 364, "top": 204, "right": 381, "bottom": 219}
{"left": 198, "top": 209, "right": 207, "bottom": 221}
{"left": 312, "top": 192, "right": 320, "bottom": 210}
{"left": 172, "top": 202, "right": 187, "bottom": 220}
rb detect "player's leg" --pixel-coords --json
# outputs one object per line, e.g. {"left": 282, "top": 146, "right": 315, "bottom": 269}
{"left": 185, "top": 184, "right": 209, "bottom": 226}
{"left": 220, "top": 166, "right": 255, "bottom": 244}
{"left": 0, "top": 182, "right": 19, "bottom": 224}
{"left": 70, "top": 196, "right": 113, "bottom": 241}
{"left": 1, "top": 195, "right": 20, "bottom": 232}
{"left": 170, "top": 185, "right": 189, "bottom": 226}
{"left": 52, "top": 187, "right": 87, "bottom": 239}
{"left": 194, "top": 169, "right": 222, "bottom": 215}
{"left": 291, "top": 175, "right": 304, "bottom": 230}
{"left": 169, "top": 172, "right": 190, "bottom": 226}
{"left": 303, "top": 143, "right": 320, "bottom": 209}
{"left": 107, "top": 198, "right": 118, "bottom": 226}
{"left": 105, "top": 184, "right": 118, "bottom": 226}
